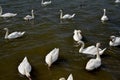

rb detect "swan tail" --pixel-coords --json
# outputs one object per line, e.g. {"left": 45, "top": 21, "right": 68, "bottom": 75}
{"left": 99, "top": 48, "right": 107, "bottom": 55}
{"left": 21, "top": 31, "right": 25, "bottom": 35}
{"left": 71, "top": 14, "right": 75, "bottom": 18}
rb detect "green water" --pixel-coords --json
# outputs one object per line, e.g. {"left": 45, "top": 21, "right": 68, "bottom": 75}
{"left": 0, "top": 0, "right": 120, "bottom": 80}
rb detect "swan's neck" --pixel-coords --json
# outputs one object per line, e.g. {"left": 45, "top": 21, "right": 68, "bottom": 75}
{"left": 4, "top": 29, "right": 9, "bottom": 39}
{"left": 103, "top": 9, "right": 106, "bottom": 16}
{"left": 41, "top": 0, "right": 44, "bottom": 4}
{"left": 96, "top": 45, "right": 100, "bottom": 60}
{"left": 79, "top": 41, "right": 85, "bottom": 53}
{"left": 31, "top": 11, "right": 34, "bottom": 18}
{"left": 60, "top": 10, "right": 63, "bottom": 19}
{"left": 0, "top": 6, "right": 2, "bottom": 15}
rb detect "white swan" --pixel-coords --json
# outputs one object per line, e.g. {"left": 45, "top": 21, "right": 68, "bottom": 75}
{"left": 85, "top": 43, "right": 101, "bottom": 71}
{"left": 60, "top": 10, "right": 75, "bottom": 19}
{"left": 109, "top": 35, "right": 120, "bottom": 46}
{"left": 41, "top": 0, "right": 51, "bottom": 6}
{"left": 4, "top": 28, "right": 25, "bottom": 39}
{"left": 73, "top": 29, "right": 82, "bottom": 42}
{"left": 18, "top": 57, "right": 32, "bottom": 80}
{"left": 0, "top": 6, "right": 17, "bottom": 18}
{"left": 24, "top": 10, "right": 34, "bottom": 20}
{"left": 101, "top": 9, "right": 109, "bottom": 22}
{"left": 45, "top": 48, "right": 59, "bottom": 68}
{"left": 115, "top": 0, "right": 120, "bottom": 3}
{"left": 78, "top": 41, "right": 106, "bottom": 56}
{"left": 59, "top": 74, "right": 73, "bottom": 80}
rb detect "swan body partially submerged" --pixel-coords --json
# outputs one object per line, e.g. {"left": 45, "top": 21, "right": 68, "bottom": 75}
{"left": 4, "top": 28, "right": 25, "bottom": 39}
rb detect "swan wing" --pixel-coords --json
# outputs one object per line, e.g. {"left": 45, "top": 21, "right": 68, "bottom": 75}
{"left": 62, "top": 14, "right": 72, "bottom": 19}
{"left": 24, "top": 15, "right": 33, "bottom": 20}
{"left": 51, "top": 48, "right": 59, "bottom": 63}
{"left": 86, "top": 59, "right": 101, "bottom": 70}
{"left": 45, "top": 48, "right": 59, "bottom": 65}
{"left": 83, "top": 46, "right": 96, "bottom": 54}
{"left": 1, "top": 13, "right": 17, "bottom": 17}
{"left": 115, "top": 37, "right": 120, "bottom": 45}
{"left": 101, "top": 15, "right": 108, "bottom": 21}
{"left": 8, "top": 31, "right": 25, "bottom": 39}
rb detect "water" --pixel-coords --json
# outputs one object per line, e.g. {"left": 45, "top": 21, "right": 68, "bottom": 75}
{"left": 0, "top": 0, "right": 120, "bottom": 80}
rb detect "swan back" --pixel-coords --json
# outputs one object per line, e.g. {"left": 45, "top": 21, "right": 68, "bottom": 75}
{"left": 45, "top": 48, "right": 59, "bottom": 67}
{"left": 59, "top": 77, "right": 66, "bottom": 80}
{"left": 18, "top": 57, "right": 32, "bottom": 77}
{"left": 115, "top": 0, "right": 120, "bottom": 3}
{"left": 41, "top": 0, "right": 52, "bottom": 6}
{"left": 73, "top": 29, "right": 82, "bottom": 42}
{"left": 67, "top": 74, "right": 73, "bottom": 80}
{"left": 85, "top": 43, "right": 101, "bottom": 71}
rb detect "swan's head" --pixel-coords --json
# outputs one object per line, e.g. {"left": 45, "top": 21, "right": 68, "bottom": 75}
{"left": 31, "top": 10, "right": 34, "bottom": 12}
{"left": 74, "top": 29, "right": 77, "bottom": 33}
{"left": 110, "top": 35, "right": 116, "bottom": 42}
{"left": 60, "top": 9, "right": 62, "bottom": 12}
{"left": 96, "top": 43, "right": 101, "bottom": 47}
{"left": 3, "top": 28, "right": 8, "bottom": 31}
{"left": 77, "top": 30, "right": 81, "bottom": 33}
{"left": 59, "top": 77, "right": 66, "bottom": 80}
{"left": 103, "top": 9, "right": 106, "bottom": 12}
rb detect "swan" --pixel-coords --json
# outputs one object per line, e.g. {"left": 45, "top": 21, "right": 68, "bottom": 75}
{"left": 85, "top": 43, "right": 101, "bottom": 71}
{"left": 45, "top": 48, "right": 59, "bottom": 68}
{"left": 109, "top": 35, "right": 120, "bottom": 46}
{"left": 24, "top": 10, "right": 34, "bottom": 20}
{"left": 60, "top": 10, "right": 75, "bottom": 19}
{"left": 73, "top": 29, "right": 82, "bottom": 42}
{"left": 18, "top": 57, "right": 32, "bottom": 80}
{"left": 78, "top": 41, "right": 106, "bottom": 56}
{"left": 0, "top": 6, "right": 17, "bottom": 18}
{"left": 115, "top": 0, "right": 120, "bottom": 3}
{"left": 41, "top": 0, "right": 51, "bottom": 6}
{"left": 4, "top": 28, "right": 25, "bottom": 39}
{"left": 59, "top": 74, "right": 73, "bottom": 80}
{"left": 101, "top": 9, "right": 109, "bottom": 22}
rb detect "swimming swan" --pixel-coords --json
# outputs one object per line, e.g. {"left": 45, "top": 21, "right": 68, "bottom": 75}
{"left": 73, "top": 29, "right": 82, "bottom": 42}
{"left": 24, "top": 10, "right": 34, "bottom": 20}
{"left": 115, "top": 0, "right": 120, "bottom": 3}
{"left": 78, "top": 41, "right": 106, "bottom": 56}
{"left": 4, "top": 28, "right": 25, "bottom": 39}
{"left": 60, "top": 10, "right": 75, "bottom": 19}
{"left": 59, "top": 74, "right": 73, "bottom": 80}
{"left": 101, "top": 9, "right": 109, "bottom": 22}
{"left": 109, "top": 35, "right": 120, "bottom": 46}
{"left": 18, "top": 57, "right": 32, "bottom": 80}
{"left": 85, "top": 43, "right": 101, "bottom": 71}
{"left": 45, "top": 48, "right": 59, "bottom": 68}
{"left": 41, "top": 0, "right": 51, "bottom": 6}
{"left": 0, "top": 6, "right": 17, "bottom": 18}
